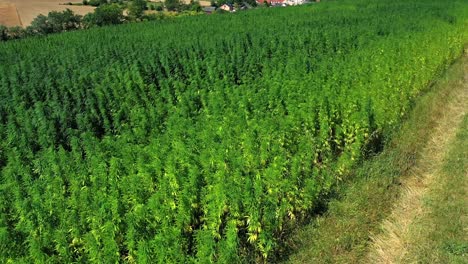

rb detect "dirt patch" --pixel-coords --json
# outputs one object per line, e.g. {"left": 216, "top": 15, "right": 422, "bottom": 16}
{"left": 0, "top": 3, "right": 21, "bottom": 27}
{"left": 0, "top": 0, "right": 94, "bottom": 27}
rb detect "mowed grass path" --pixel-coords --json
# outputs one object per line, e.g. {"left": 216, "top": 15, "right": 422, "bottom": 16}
{"left": 285, "top": 51, "right": 468, "bottom": 263}
{"left": 399, "top": 115, "right": 468, "bottom": 263}
{"left": 368, "top": 51, "right": 468, "bottom": 263}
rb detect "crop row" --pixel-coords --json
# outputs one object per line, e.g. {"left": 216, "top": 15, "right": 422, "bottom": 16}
{"left": 0, "top": 0, "right": 467, "bottom": 262}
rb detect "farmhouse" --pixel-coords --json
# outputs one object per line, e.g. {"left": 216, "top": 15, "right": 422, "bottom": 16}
{"left": 285, "top": 0, "right": 306, "bottom": 5}
{"left": 220, "top": 4, "right": 235, "bottom": 12}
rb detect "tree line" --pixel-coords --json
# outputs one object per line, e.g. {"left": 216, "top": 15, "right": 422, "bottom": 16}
{"left": 0, "top": 0, "right": 204, "bottom": 41}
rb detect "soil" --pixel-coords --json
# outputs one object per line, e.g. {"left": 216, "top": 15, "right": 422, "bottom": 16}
{"left": 0, "top": 3, "right": 21, "bottom": 27}
{"left": 0, "top": 0, "right": 95, "bottom": 27}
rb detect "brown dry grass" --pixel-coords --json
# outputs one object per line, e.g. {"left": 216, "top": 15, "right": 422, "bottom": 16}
{"left": 0, "top": 0, "right": 94, "bottom": 27}
{"left": 367, "top": 52, "right": 468, "bottom": 263}
{"left": 0, "top": 3, "right": 21, "bottom": 27}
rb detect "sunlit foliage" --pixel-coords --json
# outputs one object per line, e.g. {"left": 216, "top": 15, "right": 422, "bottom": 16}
{"left": 0, "top": 0, "right": 467, "bottom": 262}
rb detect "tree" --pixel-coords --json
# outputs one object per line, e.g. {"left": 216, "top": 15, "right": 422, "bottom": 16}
{"left": 128, "top": 0, "right": 147, "bottom": 20}
{"left": 86, "top": 0, "right": 110, "bottom": 6}
{"left": 28, "top": 14, "right": 52, "bottom": 35}
{"left": 83, "top": 4, "right": 124, "bottom": 27}
{"left": 189, "top": 0, "right": 202, "bottom": 12}
{"left": 27, "top": 9, "right": 82, "bottom": 35}
{"left": 6, "top": 26, "right": 27, "bottom": 39}
{"left": 0, "top": 25, "right": 8, "bottom": 41}
{"left": 48, "top": 9, "right": 82, "bottom": 31}
{"left": 165, "top": 0, "right": 181, "bottom": 11}
{"left": 245, "top": 0, "right": 257, "bottom": 6}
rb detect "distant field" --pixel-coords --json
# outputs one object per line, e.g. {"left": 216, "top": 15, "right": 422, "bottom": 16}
{"left": 0, "top": 3, "right": 21, "bottom": 27}
{"left": 0, "top": 0, "right": 94, "bottom": 27}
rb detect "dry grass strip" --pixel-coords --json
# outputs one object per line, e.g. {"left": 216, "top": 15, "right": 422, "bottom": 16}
{"left": 367, "top": 53, "right": 468, "bottom": 263}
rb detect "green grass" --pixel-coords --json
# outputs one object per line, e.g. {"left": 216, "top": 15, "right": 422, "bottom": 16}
{"left": 284, "top": 52, "right": 468, "bottom": 264}
{"left": 401, "top": 114, "right": 468, "bottom": 263}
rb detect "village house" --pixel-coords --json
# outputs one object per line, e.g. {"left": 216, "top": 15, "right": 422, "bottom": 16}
{"left": 220, "top": 3, "right": 235, "bottom": 12}
{"left": 285, "top": 0, "right": 306, "bottom": 5}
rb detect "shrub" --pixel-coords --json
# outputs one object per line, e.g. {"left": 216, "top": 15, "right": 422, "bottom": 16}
{"left": 0, "top": 25, "right": 8, "bottom": 41}
{"left": 83, "top": 3, "right": 124, "bottom": 27}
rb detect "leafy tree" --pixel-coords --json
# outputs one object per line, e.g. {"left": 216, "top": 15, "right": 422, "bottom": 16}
{"left": 231, "top": 0, "right": 245, "bottom": 7}
{"left": 5, "top": 26, "right": 26, "bottom": 39}
{"left": 28, "top": 9, "right": 82, "bottom": 35}
{"left": 128, "top": 0, "right": 147, "bottom": 20}
{"left": 190, "top": 0, "right": 202, "bottom": 12}
{"left": 28, "top": 14, "right": 52, "bottom": 35}
{"left": 155, "top": 4, "right": 164, "bottom": 11}
{"left": 0, "top": 25, "right": 8, "bottom": 41}
{"left": 215, "top": 0, "right": 228, "bottom": 6}
{"left": 83, "top": 4, "right": 124, "bottom": 27}
{"left": 165, "top": 0, "right": 181, "bottom": 11}
{"left": 50, "top": 9, "right": 82, "bottom": 31}
{"left": 181, "top": 0, "right": 202, "bottom": 12}
{"left": 86, "top": 0, "right": 111, "bottom": 6}
{"left": 244, "top": 0, "right": 257, "bottom": 7}
{"left": 88, "top": 0, "right": 101, "bottom": 6}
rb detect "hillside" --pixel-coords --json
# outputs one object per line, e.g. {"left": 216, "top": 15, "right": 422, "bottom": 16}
{"left": 1, "top": 0, "right": 467, "bottom": 262}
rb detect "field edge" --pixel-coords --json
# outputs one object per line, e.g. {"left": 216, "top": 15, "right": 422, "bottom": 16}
{"left": 283, "top": 48, "right": 468, "bottom": 264}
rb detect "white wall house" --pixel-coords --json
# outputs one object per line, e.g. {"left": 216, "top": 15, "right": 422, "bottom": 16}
{"left": 285, "top": 0, "right": 305, "bottom": 5}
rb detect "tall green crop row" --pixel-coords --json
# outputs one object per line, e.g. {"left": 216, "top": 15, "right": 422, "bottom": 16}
{"left": 1, "top": 0, "right": 467, "bottom": 262}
